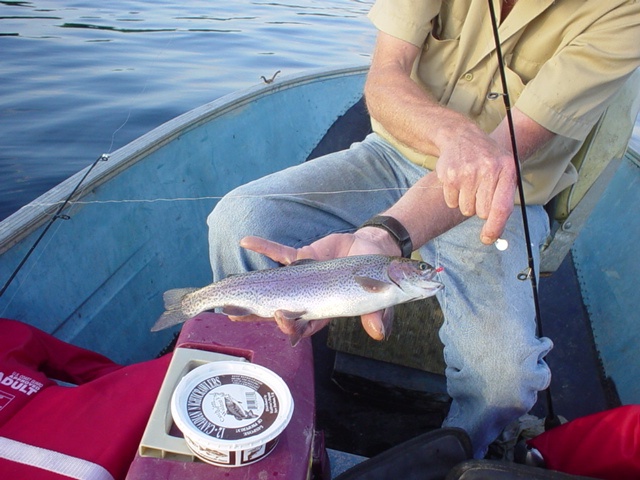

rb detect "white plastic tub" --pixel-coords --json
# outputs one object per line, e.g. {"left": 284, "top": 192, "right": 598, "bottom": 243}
{"left": 171, "top": 360, "right": 294, "bottom": 467}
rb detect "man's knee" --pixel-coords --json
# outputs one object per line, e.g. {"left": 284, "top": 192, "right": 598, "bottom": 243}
{"left": 207, "top": 188, "right": 268, "bottom": 243}
{"left": 484, "top": 356, "right": 550, "bottom": 422}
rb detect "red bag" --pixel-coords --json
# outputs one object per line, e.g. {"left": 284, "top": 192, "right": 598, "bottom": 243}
{"left": 0, "top": 318, "right": 170, "bottom": 480}
{"left": 528, "top": 405, "right": 640, "bottom": 480}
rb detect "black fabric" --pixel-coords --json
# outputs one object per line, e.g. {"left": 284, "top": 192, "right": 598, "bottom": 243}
{"left": 334, "top": 428, "right": 472, "bottom": 480}
{"left": 307, "top": 97, "right": 371, "bottom": 161}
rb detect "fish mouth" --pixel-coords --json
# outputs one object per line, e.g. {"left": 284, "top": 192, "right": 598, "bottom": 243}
{"left": 387, "top": 259, "right": 443, "bottom": 289}
{"left": 416, "top": 267, "right": 444, "bottom": 292}
{"left": 389, "top": 269, "right": 442, "bottom": 290}
{"left": 421, "top": 266, "right": 441, "bottom": 283}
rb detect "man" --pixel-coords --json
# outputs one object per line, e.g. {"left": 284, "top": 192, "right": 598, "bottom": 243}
{"left": 207, "top": 0, "right": 640, "bottom": 457}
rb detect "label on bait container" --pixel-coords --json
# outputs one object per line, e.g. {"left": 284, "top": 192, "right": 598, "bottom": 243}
{"left": 171, "top": 361, "right": 294, "bottom": 467}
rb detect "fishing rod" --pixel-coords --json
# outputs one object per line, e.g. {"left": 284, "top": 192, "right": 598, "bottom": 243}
{"left": 0, "top": 154, "right": 109, "bottom": 300}
{"left": 486, "top": 0, "right": 560, "bottom": 431}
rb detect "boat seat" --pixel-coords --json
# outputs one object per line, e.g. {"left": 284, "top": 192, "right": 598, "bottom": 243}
{"left": 327, "top": 68, "right": 640, "bottom": 388}
{"left": 540, "top": 68, "right": 640, "bottom": 273}
{"left": 445, "top": 460, "right": 598, "bottom": 480}
{"left": 127, "top": 313, "right": 323, "bottom": 480}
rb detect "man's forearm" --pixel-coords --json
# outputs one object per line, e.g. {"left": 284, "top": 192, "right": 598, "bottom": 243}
{"left": 372, "top": 106, "right": 555, "bottom": 250}
{"left": 364, "top": 39, "right": 478, "bottom": 159}
{"left": 363, "top": 31, "right": 556, "bottom": 246}
{"left": 380, "top": 171, "right": 468, "bottom": 250}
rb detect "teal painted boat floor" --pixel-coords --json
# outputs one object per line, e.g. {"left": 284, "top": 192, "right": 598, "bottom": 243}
{"left": 532, "top": 253, "right": 619, "bottom": 418}
{"left": 312, "top": 254, "right": 617, "bottom": 458}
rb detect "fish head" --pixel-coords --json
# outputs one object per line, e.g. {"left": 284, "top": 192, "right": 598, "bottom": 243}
{"left": 386, "top": 258, "right": 444, "bottom": 298}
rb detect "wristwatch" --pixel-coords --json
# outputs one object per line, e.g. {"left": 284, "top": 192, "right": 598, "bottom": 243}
{"left": 359, "top": 215, "right": 413, "bottom": 258}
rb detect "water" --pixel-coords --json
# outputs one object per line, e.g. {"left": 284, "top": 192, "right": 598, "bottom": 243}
{"left": 0, "top": 0, "right": 376, "bottom": 221}
{"left": 1, "top": 2, "right": 638, "bottom": 222}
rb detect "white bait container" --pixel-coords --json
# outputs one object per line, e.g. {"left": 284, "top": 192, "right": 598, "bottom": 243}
{"left": 171, "top": 361, "right": 294, "bottom": 467}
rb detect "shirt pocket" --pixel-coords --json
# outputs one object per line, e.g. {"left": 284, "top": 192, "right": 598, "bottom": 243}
{"left": 415, "top": 34, "right": 460, "bottom": 102}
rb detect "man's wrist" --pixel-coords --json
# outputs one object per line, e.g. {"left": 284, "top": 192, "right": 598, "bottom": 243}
{"left": 354, "top": 227, "right": 402, "bottom": 257}
{"left": 359, "top": 215, "right": 413, "bottom": 258}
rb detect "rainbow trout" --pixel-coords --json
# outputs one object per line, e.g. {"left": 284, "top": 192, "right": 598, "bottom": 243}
{"left": 152, "top": 255, "right": 443, "bottom": 344}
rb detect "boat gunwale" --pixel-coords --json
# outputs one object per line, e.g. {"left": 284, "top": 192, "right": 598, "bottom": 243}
{"left": 0, "top": 64, "right": 370, "bottom": 255}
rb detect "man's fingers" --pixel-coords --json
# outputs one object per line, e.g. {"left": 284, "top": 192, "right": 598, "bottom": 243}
{"left": 360, "top": 310, "right": 391, "bottom": 340}
{"left": 480, "top": 175, "right": 515, "bottom": 244}
{"left": 458, "top": 183, "right": 479, "bottom": 217}
{"left": 475, "top": 174, "right": 499, "bottom": 220}
{"left": 273, "top": 310, "right": 297, "bottom": 335}
{"left": 442, "top": 184, "right": 461, "bottom": 210}
{"left": 273, "top": 310, "right": 330, "bottom": 338}
{"left": 239, "top": 236, "right": 299, "bottom": 265}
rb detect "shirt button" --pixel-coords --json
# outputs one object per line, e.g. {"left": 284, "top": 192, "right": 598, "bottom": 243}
{"left": 464, "top": 72, "right": 474, "bottom": 81}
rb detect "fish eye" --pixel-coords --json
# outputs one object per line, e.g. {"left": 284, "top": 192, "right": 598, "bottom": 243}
{"left": 418, "top": 262, "right": 429, "bottom": 271}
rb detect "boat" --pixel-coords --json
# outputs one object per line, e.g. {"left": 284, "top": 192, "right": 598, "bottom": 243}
{"left": 0, "top": 65, "right": 639, "bottom": 479}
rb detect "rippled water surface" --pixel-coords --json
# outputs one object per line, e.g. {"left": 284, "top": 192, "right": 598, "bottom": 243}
{"left": 1, "top": 1, "right": 638, "bottom": 222}
{"left": 0, "top": 0, "right": 375, "bottom": 220}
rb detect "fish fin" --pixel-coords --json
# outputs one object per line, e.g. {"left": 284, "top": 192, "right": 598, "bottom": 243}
{"left": 151, "top": 288, "right": 198, "bottom": 332}
{"left": 381, "top": 306, "right": 394, "bottom": 338}
{"left": 151, "top": 309, "right": 190, "bottom": 332}
{"left": 273, "top": 309, "right": 308, "bottom": 347}
{"left": 278, "top": 309, "right": 307, "bottom": 320}
{"left": 354, "top": 276, "right": 392, "bottom": 293}
{"left": 288, "top": 258, "right": 317, "bottom": 266}
{"left": 162, "top": 288, "right": 198, "bottom": 310}
{"left": 221, "top": 305, "right": 255, "bottom": 317}
{"left": 288, "top": 320, "right": 311, "bottom": 347}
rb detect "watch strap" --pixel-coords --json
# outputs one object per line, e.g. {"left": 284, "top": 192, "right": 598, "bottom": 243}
{"left": 359, "top": 215, "right": 413, "bottom": 258}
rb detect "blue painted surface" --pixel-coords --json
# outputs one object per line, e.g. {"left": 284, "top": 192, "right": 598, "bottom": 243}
{"left": 572, "top": 152, "right": 640, "bottom": 404}
{"left": 0, "top": 68, "right": 366, "bottom": 364}
{"left": 328, "top": 449, "right": 367, "bottom": 477}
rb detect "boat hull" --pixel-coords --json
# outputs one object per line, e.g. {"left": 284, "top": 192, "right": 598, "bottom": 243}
{"left": 0, "top": 66, "right": 368, "bottom": 365}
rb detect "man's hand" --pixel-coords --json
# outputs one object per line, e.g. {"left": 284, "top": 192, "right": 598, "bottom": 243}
{"left": 229, "top": 230, "right": 399, "bottom": 341}
{"left": 435, "top": 124, "right": 517, "bottom": 245}
{"left": 365, "top": 31, "right": 555, "bottom": 247}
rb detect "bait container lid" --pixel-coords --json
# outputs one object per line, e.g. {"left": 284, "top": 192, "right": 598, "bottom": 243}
{"left": 171, "top": 360, "right": 294, "bottom": 466}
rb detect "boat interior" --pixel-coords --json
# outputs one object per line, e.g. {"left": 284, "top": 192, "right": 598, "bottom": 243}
{"left": 306, "top": 98, "right": 621, "bottom": 461}
{"left": 1, "top": 65, "right": 638, "bottom": 478}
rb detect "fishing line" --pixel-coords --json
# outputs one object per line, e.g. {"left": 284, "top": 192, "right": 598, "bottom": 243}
{"left": 0, "top": 154, "right": 109, "bottom": 299}
{"left": 486, "top": 0, "right": 560, "bottom": 430}
{"left": 0, "top": 25, "right": 180, "bottom": 301}
{"left": 0, "top": 180, "right": 437, "bottom": 300}
{"left": 21, "top": 186, "right": 433, "bottom": 208}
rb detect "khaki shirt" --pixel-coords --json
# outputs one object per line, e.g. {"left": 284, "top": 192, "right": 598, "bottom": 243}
{"left": 368, "top": 0, "right": 640, "bottom": 204}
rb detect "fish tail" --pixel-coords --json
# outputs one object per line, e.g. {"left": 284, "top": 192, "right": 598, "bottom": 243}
{"left": 150, "top": 288, "right": 198, "bottom": 332}
{"left": 162, "top": 288, "right": 198, "bottom": 310}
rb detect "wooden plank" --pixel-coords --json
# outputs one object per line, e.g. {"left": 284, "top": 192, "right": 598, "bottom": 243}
{"left": 327, "top": 297, "right": 446, "bottom": 375}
